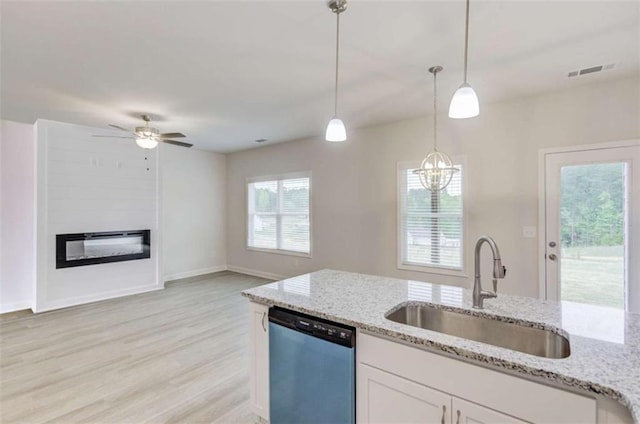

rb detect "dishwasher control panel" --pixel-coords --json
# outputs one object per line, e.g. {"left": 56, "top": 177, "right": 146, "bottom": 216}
{"left": 269, "top": 307, "right": 355, "bottom": 348}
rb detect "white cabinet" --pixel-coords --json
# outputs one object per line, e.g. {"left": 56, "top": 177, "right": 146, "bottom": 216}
{"left": 357, "top": 332, "right": 597, "bottom": 424}
{"left": 358, "top": 363, "right": 525, "bottom": 424}
{"left": 358, "top": 363, "right": 451, "bottom": 423}
{"left": 249, "top": 302, "right": 269, "bottom": 420}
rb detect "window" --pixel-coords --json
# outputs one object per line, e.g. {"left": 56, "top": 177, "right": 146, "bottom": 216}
{"left": 398, "top": 161, "right": 464, "bottom": 273}
{"left": 247, "top": 173, "right": 311, "bottom": 256}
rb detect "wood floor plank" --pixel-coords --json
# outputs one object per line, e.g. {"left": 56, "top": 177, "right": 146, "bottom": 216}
{"left": 0, "top": 271, "right": 269, "bottom": 423}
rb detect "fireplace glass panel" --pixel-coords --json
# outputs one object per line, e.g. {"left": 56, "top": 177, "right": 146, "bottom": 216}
{"left": 66, "top": 236, "right": 144, "bottom": 261}
{"left": 56, "top": 230, "right": 150, "bottom": 268}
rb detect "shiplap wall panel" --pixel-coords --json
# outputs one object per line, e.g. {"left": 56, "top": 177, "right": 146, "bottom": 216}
{"left": 35, "top": 119, "right": 161, "bottom": 312}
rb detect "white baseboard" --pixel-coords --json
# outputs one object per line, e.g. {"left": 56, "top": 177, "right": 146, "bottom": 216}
{"left": 33, "top": 284, "right": 164, "bottom": 313}
{"left": 163, "top": 265, "right": 227, "bottom": 282}
{"left": 22, "top": 265, "right": 287, "bottom": 313}
{"left": 0, "top": 300, "right": 33, "bottom": 314}
{"left": 226, "top": 265, "right": 288, "bottom": 281}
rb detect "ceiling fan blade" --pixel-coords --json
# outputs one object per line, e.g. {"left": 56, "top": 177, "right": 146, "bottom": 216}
{"left": 159, "top": 132, "right": 186, "bottom": 139}
{"left": 108, "top": 124, "right": 133, "bottom": 133}
{"left": 159, "top": 139, "right": 193, "bottom": 148}
{"left": 92, "top": 135, "right": 134, "bottom": 139}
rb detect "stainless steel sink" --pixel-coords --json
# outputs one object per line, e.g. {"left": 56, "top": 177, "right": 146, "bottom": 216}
{"left": 386, "top": 304, "right": 570, "bottom": 359}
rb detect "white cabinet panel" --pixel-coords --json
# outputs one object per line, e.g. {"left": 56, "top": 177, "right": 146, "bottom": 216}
{"left": 249, "top": 302, "right": 269, "bottom": 420}
{"left": 358, "top": 332, "right": 596, "bottom": 424}
{"left": 452, "top": 398, "right": 526, "bottom": 424}
{"left": 358, "top": 363, "right": 450, "bottom": 424}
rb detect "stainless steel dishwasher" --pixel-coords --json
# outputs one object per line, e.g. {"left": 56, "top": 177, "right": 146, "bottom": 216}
{"left": 268, "top": 307, "right": 355, "bottom": 424}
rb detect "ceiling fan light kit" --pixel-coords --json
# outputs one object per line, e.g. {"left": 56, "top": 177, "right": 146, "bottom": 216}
{"left": 136, "top": 137, "right": 159, "bottom": 149}
{"left": 449, "top": 0, "right": 480, "bottom": 119}
{"left": 325, "top": 0, "right": 347, "bottom": 143}
{"left": 135, "top": 125, "right": 159, "bottom": 139}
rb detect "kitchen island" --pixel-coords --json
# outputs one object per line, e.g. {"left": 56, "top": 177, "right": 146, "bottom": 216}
{"left": 242, "top": 269, "right": 640, "bottom": 423}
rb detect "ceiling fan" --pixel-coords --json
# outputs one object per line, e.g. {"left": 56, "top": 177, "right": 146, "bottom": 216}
{"left": 93, "top": 115, "right": 193, "bottom": 149}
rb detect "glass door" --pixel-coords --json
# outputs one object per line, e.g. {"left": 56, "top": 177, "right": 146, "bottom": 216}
{"left": 543, "top": 143, "right": 640, "bottom": 312}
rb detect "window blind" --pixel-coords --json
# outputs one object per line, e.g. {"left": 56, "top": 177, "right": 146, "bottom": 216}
{"left": 399, "top": 163, "right": 463, "bottom": 270}
{"left": 248, "top": 175, "right": 310, "bottom": 254}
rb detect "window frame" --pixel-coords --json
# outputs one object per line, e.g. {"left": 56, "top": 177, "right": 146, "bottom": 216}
{"left": 246, "top": 171, "right": 312, "bottom": 258}
{"left": 396, "top": 159, "right": 467, "bottom": 277}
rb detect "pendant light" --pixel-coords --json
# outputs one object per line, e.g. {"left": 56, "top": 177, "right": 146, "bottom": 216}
{"left": 414, "top": 66, "right": 459, "bottom": 191}
{"left": 325, "top": 0, "right": 347, "bottom": 142}
{"left": 449, "top": 0, "right": 479, "bottom": 119}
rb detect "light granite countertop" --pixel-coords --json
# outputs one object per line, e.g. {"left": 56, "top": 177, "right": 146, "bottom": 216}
{"left": 241, "top": 269, "right": 640, "bottom": 422}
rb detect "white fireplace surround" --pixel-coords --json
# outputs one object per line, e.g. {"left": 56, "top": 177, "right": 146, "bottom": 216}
{"left": 33, "top": 120, "right": 162, "bottom": 312}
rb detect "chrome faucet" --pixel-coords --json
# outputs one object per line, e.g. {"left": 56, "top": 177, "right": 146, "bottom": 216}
{"left": 473, "top": 236, "right": 507, "bottom": 309}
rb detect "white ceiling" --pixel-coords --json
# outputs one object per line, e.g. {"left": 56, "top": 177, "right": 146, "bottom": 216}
{"left": 1, "top": 1, "right": 638, "bottom": 153}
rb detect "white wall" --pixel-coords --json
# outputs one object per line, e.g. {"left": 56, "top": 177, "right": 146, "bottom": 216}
{"left": 34, "top": 120, "right": 161, "bottom": 312}
{"left": 161, "top": 143, "right": 227, "bottom": 280}
{"left": 0, "top": 120, "right": 35, "bottom": 313}
{"left": 226, "top": 76, "right": 640, "bottom": 298}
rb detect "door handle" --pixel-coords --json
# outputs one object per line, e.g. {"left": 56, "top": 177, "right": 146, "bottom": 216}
{"left": 262, "top": 312, "right": 267, "bottom": 332}
{"left": 548, "top": 253, "right": 557, "bottom": 261}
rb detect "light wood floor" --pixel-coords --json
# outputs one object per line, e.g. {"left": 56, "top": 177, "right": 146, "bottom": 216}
{"left": 0, "top": 271, "right": 269, "bottom": 424}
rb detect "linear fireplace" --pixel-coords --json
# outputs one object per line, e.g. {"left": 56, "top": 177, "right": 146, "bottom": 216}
{"left": 56, "top": 230, "right": 151, "bottom": 269}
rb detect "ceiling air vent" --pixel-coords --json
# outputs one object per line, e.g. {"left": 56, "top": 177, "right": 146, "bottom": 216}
{"left": 567, "top": 63, "right": 616, "bottom": 78}
{"left": 255, "top": 138, "right": 268, "bottom": 143}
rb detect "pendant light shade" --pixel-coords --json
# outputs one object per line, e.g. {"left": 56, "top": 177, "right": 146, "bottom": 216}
{"left": 449, "top": 83, "right": 479, "bottom": 119}
{"left": 449, "top": 0, "right": 479, "bottom": 119}
{"left": 414, "top": 66, "right": 459, "bottom": 192}
{"left": 136, "top": 137, "right": 158, "bottom": 149}
{"left": 325, "top": 0, "right": 347, "bottom": 142}
{"left": 326, "top": 117, "right": 346, "bottom": 142}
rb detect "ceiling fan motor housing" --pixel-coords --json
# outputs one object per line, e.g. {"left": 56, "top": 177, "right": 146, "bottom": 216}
{"left": 135, "top": 126, "right": 159, "bottom": 138}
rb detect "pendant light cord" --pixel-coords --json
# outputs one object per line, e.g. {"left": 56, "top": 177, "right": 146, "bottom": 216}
{"left": 433, "top": 70, "right": 438, "bottom": 150}
{"left": 334, "top": 11, "right": 341, "bottom": 117}
{"left": 463, "top": 0, "right": 470, "bottom": 83}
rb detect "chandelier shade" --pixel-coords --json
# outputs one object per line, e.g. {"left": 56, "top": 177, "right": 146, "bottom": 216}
{"left": 413, "top": 150, "right": 457, "bottom": 192}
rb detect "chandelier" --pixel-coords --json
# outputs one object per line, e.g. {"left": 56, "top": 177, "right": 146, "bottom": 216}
{"left": 414, "top": 66, "right": 459, "bottom": 191}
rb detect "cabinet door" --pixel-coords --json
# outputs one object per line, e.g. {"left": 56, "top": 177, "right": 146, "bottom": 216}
{"left": 249, "top": 302, "right": 269, "bottom": 420}
{"left": 452, "top": 398, "right": 526, "bottom": 424}
{"left": 358, "top": 363, "right": 451, "bottom": 424}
